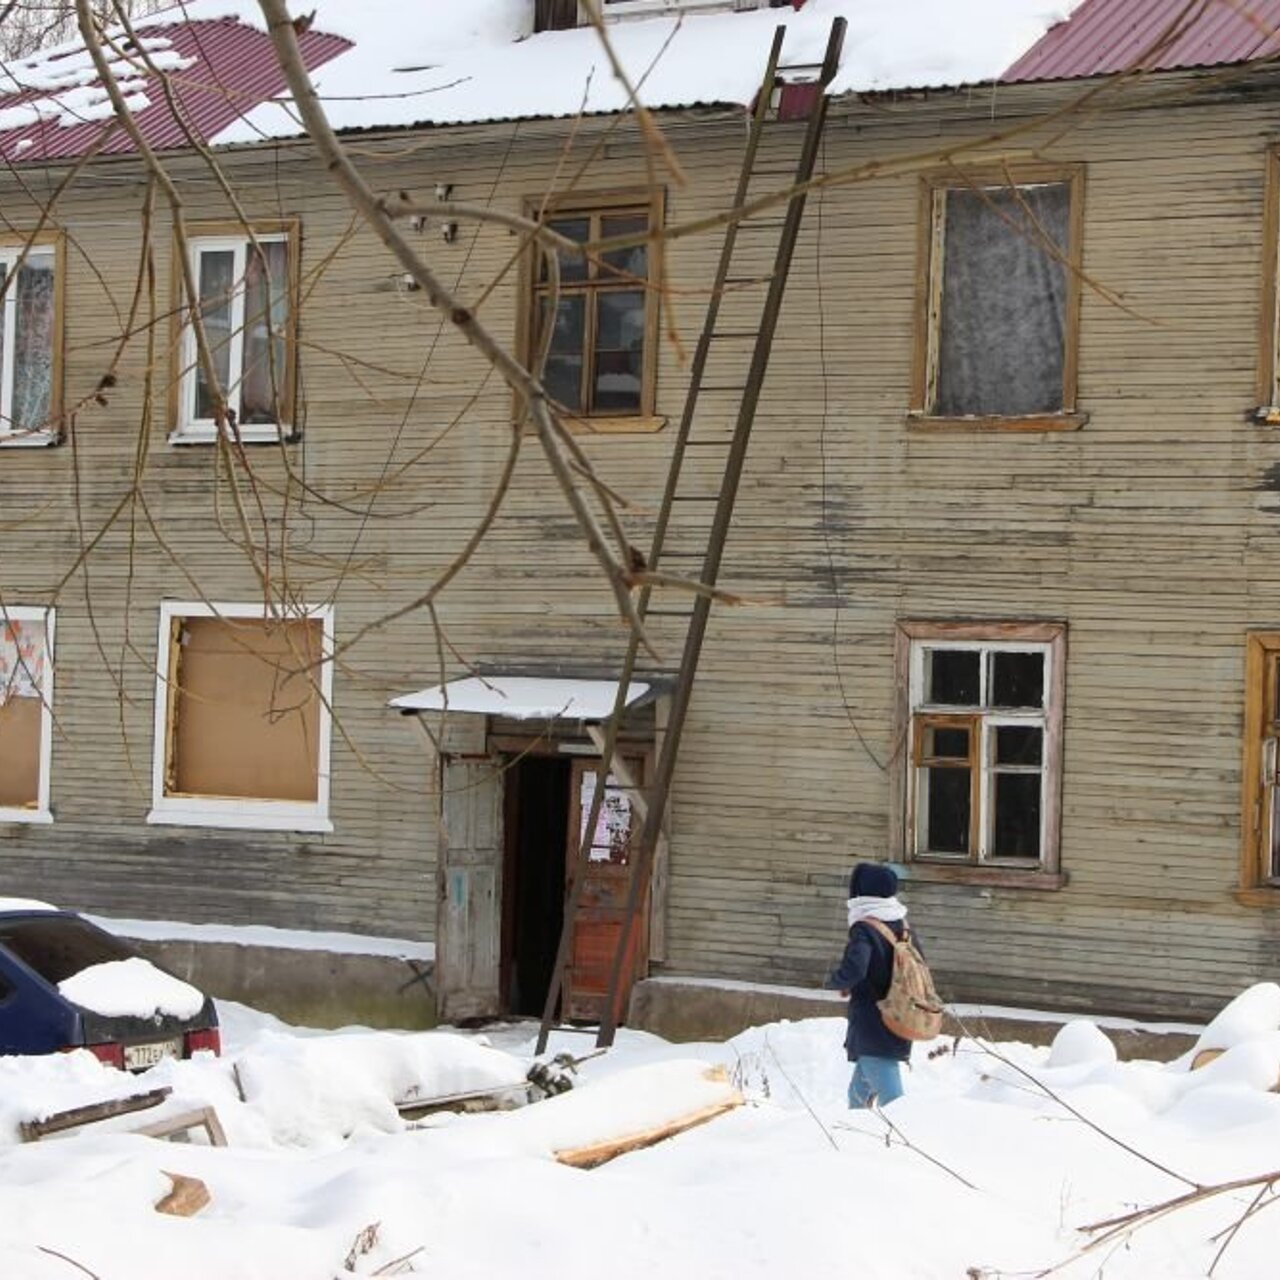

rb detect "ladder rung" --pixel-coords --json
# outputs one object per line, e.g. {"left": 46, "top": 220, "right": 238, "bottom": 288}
{"left": 670, "top": 494, "right": 719, "bottom": 502}
{"left": 699, "top": 384, "right": 746, "bottom": 393}
{"left": 722, "top": 276, "right": 771, "bottom": 285}
{"left": 645, "top": 609, "right": 696, "bottom": 619}
{"left": 683, "top": 439, "right": 733, "bottom": 447}
{"left": 707, "top": 330, "right": 760, "bottom": 340}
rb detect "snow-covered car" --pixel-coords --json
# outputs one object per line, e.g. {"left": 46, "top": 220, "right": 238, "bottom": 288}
{"left": 0, "top": 899, "right": 219, "bottom": 1070}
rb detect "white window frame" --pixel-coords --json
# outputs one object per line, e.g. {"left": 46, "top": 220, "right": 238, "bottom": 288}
{"left": 905, "top": 631, "right": 1061, "bottom": 869}
{"left": 0, "top": 243, "right": 58, "bottom": 448}
{"left": 148, "top": 601, "right": 334, "bottom": 833}
{"left": 173, "top": 232, "right": 291, "bottom": 445}
{"left": 595, "top": 0, "right": 768, "bottom": 20}
{"left": 0, "top": 605, "right": 54, "bottom": 824}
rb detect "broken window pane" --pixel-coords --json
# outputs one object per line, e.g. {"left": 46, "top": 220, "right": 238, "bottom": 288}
{"left": 927, "top": 649, "right": 980, "bottom": 705}
{"left": 239, "top": 240, "right": 289, "bottom": 426}
{"left": 195, "top": 249, "right": 235, "bottom": 421}
{"left": 993, "top": 772, "right": 1041, "bottom": 858}
{"left": 995, "top": 725, "right": 1043, "bottom": 767}
{"left": 925, "top": 767, "right": 970, "bottom": 854}
{"left": 991, "top": 651, "right": 1045, "bottom": 708}
{"left": 12, "top": 254, "right": 54, "bottom": 435}
{"left": 934, "top": 182, "right": 1070, "bottom": 418}
{"left": 600, "top": 213, "right": 648, "bottom": 280}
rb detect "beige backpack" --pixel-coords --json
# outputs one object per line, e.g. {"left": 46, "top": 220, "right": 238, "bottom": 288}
{"left": 862, "top": 918, "right": 945, "bottom": 1041}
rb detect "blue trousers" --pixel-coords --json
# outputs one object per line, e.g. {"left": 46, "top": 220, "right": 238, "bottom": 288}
{"left": 848, "top": 1055, "right": 904, "bottom": 1109}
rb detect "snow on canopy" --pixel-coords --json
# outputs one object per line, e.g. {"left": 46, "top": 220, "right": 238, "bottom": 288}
{"left": 0, "top": 0, "right": 1085, "bottom": 162}
{"left": 58, "top": 956, "right": 206, "bottom": 1020}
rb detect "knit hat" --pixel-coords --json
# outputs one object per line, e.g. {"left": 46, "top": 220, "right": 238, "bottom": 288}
{"left": 849, "top": 862, "right": 898, "bottom": 899}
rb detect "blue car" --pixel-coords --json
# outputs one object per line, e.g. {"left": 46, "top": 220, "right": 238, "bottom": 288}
{"left": 0, "top": 902, "right": 220, "bottom": 1069}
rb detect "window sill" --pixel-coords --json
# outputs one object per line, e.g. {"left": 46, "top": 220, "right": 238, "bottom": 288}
{"left": 147, "top": 804, "right": 332, "bottom": 834}
{"left": 894, "top": 861, "right": 1067, "bottom": 891}
{"left": 1234, "top": 886, "right": 1280, "bottom": 908}
{"left": 168, "top": 423, "right": 295, "bottom": 446}
{"left": 906, "top": 411, "right": 1089, "bottom": 434}
{"left": 0, "top": 432, "right": 59, "bottom": 448}
{"left": 0, "top": 808, "right": 53, "bottom": 825}
{"left": 1253, "top": 406, "right": 1280, "bottom": 425}
{"left": 562, "top": 414, "right": 667, "bottom": 436}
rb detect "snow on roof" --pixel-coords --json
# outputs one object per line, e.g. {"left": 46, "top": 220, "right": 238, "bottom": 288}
{"left": 390, "top": 676, "right": 651, "bottom": 721}
{"left": 0, "top": 1, "right": 1086, "bottom": 163}
{"left": 0, "top": 897, "right": 59, "bottom": 914}
{"left": 217, "top": 0, "right": 1088, "bottom": 144}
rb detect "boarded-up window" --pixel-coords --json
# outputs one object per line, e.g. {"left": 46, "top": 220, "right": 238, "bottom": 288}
{"left": 914, "top": 170, "right": 1082, "bottom": 425}
{"left": 1241, "top": 633, "right": 1280, "bottom": 889}
{"left": 165, "top": 617, "right": 321, "bottom": 802}
{"left": 0, "top": 612, "right": 52, "bottom": 817}
{"left": 899, "top": 623, "right": 1065, "bottom": 872}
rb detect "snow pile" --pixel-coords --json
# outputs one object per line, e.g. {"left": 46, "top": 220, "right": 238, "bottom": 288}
{"left": 233, "top": 1028, "right": 529, "bottom": 1146}
{"left": 0, "top": 984, "right": 1279, "bottom": 1277}
{"left": 58, "top": 957, "right": 206, "bottom": 1020}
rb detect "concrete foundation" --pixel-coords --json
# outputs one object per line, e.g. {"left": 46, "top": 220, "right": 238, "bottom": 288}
{"left": 628, "top": 978, "right": 1201, "bottom": 1062}
{"left": 132, "top": 937, "right": 437, "bottom": 1031}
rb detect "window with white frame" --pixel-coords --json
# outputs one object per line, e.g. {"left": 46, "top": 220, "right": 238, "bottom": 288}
{"left": 149, "top": 603, "right": 333, "bottom": 832}
{"left": 0, "top": 607, "right": 54, "bottom": 823}
{"left": 0, "top": 241, "right": 60, "bottom": 446}
{"left": 174, "top": 225, "right": 296, "bottom": 443}
{"left": 899, "top": 622, "right": 1065, "bottom": 871}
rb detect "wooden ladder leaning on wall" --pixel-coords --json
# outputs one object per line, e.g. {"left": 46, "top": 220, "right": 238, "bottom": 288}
{"left": 536, "top": 15, "right": 849, "bottom": 1053}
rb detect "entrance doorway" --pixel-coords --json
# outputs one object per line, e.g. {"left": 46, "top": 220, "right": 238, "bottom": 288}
{"left": 501, "top": 756, "right": 569, "bottom": 1017}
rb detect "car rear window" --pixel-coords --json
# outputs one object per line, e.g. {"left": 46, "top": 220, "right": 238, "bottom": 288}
{"left": 0, "top": 918, "right": 134, "bottom": 985}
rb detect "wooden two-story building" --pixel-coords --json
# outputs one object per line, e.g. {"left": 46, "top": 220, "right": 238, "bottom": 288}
{"left": 0, "top": 0, "right": 1278, "bottom": 1023}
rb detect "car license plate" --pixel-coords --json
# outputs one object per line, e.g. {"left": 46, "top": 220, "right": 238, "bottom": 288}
{"left": 123, "top": 1037, "right": 182, "bottom": 1071}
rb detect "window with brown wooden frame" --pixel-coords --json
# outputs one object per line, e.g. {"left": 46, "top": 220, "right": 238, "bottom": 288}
{"left": 523, "top": 190, "right": 663, "bottom": 430}
{"left": 1240, "top": 633, "right": 1280, "bottom": 894}
{"left": 171, "top": 221, "right": 300, "bottom": 444}
{"left": 0, "top": 235, "right": 64, "bottom": 447}
{"left": 148, "top": 602, "right": 333, "bottom": 833}
{"left": 894, "top": 621, "right": 1066, "bottom": 882}
{"left": 0, "top": 606, "right": 55, "bottom": 824}
{"left": 909, "top": 167, "right": 1085, "bottom": 431}
{"left": 1255, "top": 149, "right": 1280, "bottom": 421}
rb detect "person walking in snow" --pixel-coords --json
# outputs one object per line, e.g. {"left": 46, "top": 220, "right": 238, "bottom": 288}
{"left": 826, "top": 861, "right": 916, "bottom": 1108}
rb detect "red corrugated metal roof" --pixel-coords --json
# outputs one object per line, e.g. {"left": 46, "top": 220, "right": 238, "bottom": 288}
{"left": 1004, "top": 0, "right": 1280, "bottom": 82}
{"left": 0, "top": 18, "right": 349, "bottom": 164}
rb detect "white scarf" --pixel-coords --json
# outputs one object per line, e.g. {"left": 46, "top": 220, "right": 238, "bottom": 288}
{"left": 847, "top": 895, "right": 908, "bottom": 928}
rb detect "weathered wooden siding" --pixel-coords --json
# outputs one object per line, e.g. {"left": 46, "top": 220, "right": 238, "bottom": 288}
{"left": 0, "top": 73, "right": 1279, "bottom": 1016}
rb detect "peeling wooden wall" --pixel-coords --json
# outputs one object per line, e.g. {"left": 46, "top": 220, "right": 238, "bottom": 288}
{"left": 0, "top": 73, "right": 1278, "bottom": 1016}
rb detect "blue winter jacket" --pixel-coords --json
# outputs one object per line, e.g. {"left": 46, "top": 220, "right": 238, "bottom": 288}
{"left": 826, "top": 918, "right": 920, "bottom": 1062}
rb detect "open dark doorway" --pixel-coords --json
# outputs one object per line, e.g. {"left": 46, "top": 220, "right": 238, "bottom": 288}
{"left": 501, "top": 755, "right": 570, "bottom": 1017}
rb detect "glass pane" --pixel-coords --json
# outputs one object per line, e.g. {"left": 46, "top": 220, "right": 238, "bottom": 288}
{"left": 934, "top": 183, "right": 1070, "bottom": 417}
{"left": 12, "top": 253, "right": 54, "bottom": 434}
{"left": 600, "top": 213, "right": 648, "bottom": 280}
{"left": 995, "top": 725, "right": 1043, "bottom": 766}
{"left": 927, "top": 649, "right": 980, "bottom": 705}
{"left": 195, "top": 249, "right": 235, "bottom": 421}
{"left": 593, "top": 290, "right": 645, "bottom": 413}
{"left": 540, "top": 293, "right": 585, "bottom": 410}
{"left": 579, "top": 771, "right": 633, "bottom": 865}
{"left": 922, "top": 724, "right": 969, "bottom": 760}
{"left": 0, "top": 262, "right": 8, "bottom": 425}
{"left": 544, "top": 217, "right": 589, "bottom": 283}
{"left": 993, "top": 772, "right": 1041, "bottom": 858}
{"left": 1271, "top": 790, "right": 1280, "bottom": 880}
{"left": 925, "top": 766, "right": 970, "bottom": 854}
{"left": 239, "top": 240, "right": 289, "bottom": 426}
{"left": 991, "top": 651, "right": 1045, "bottom": 708}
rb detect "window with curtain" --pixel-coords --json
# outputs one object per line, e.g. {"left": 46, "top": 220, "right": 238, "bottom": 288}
{"left": 0, "top": 244, "right": 58, "bottom": 445}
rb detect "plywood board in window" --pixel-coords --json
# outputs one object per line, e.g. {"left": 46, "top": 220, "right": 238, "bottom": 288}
{"left": 170, "top": 617, "right": 320, "bottom": 803}
{"left": 0, "top": 696, "right": 42, "bottom": 807}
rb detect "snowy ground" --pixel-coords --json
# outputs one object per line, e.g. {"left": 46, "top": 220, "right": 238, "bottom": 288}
{"left": 1, "top": 989, "right": 1279, "bottom": 1279}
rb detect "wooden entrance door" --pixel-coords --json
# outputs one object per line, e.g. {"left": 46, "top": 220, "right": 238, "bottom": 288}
{"left": 436, "top": 755, "right": 503, "bottom": 1022}
{"left": 564, "top": 758, "right": 648, "bottom": 1022}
